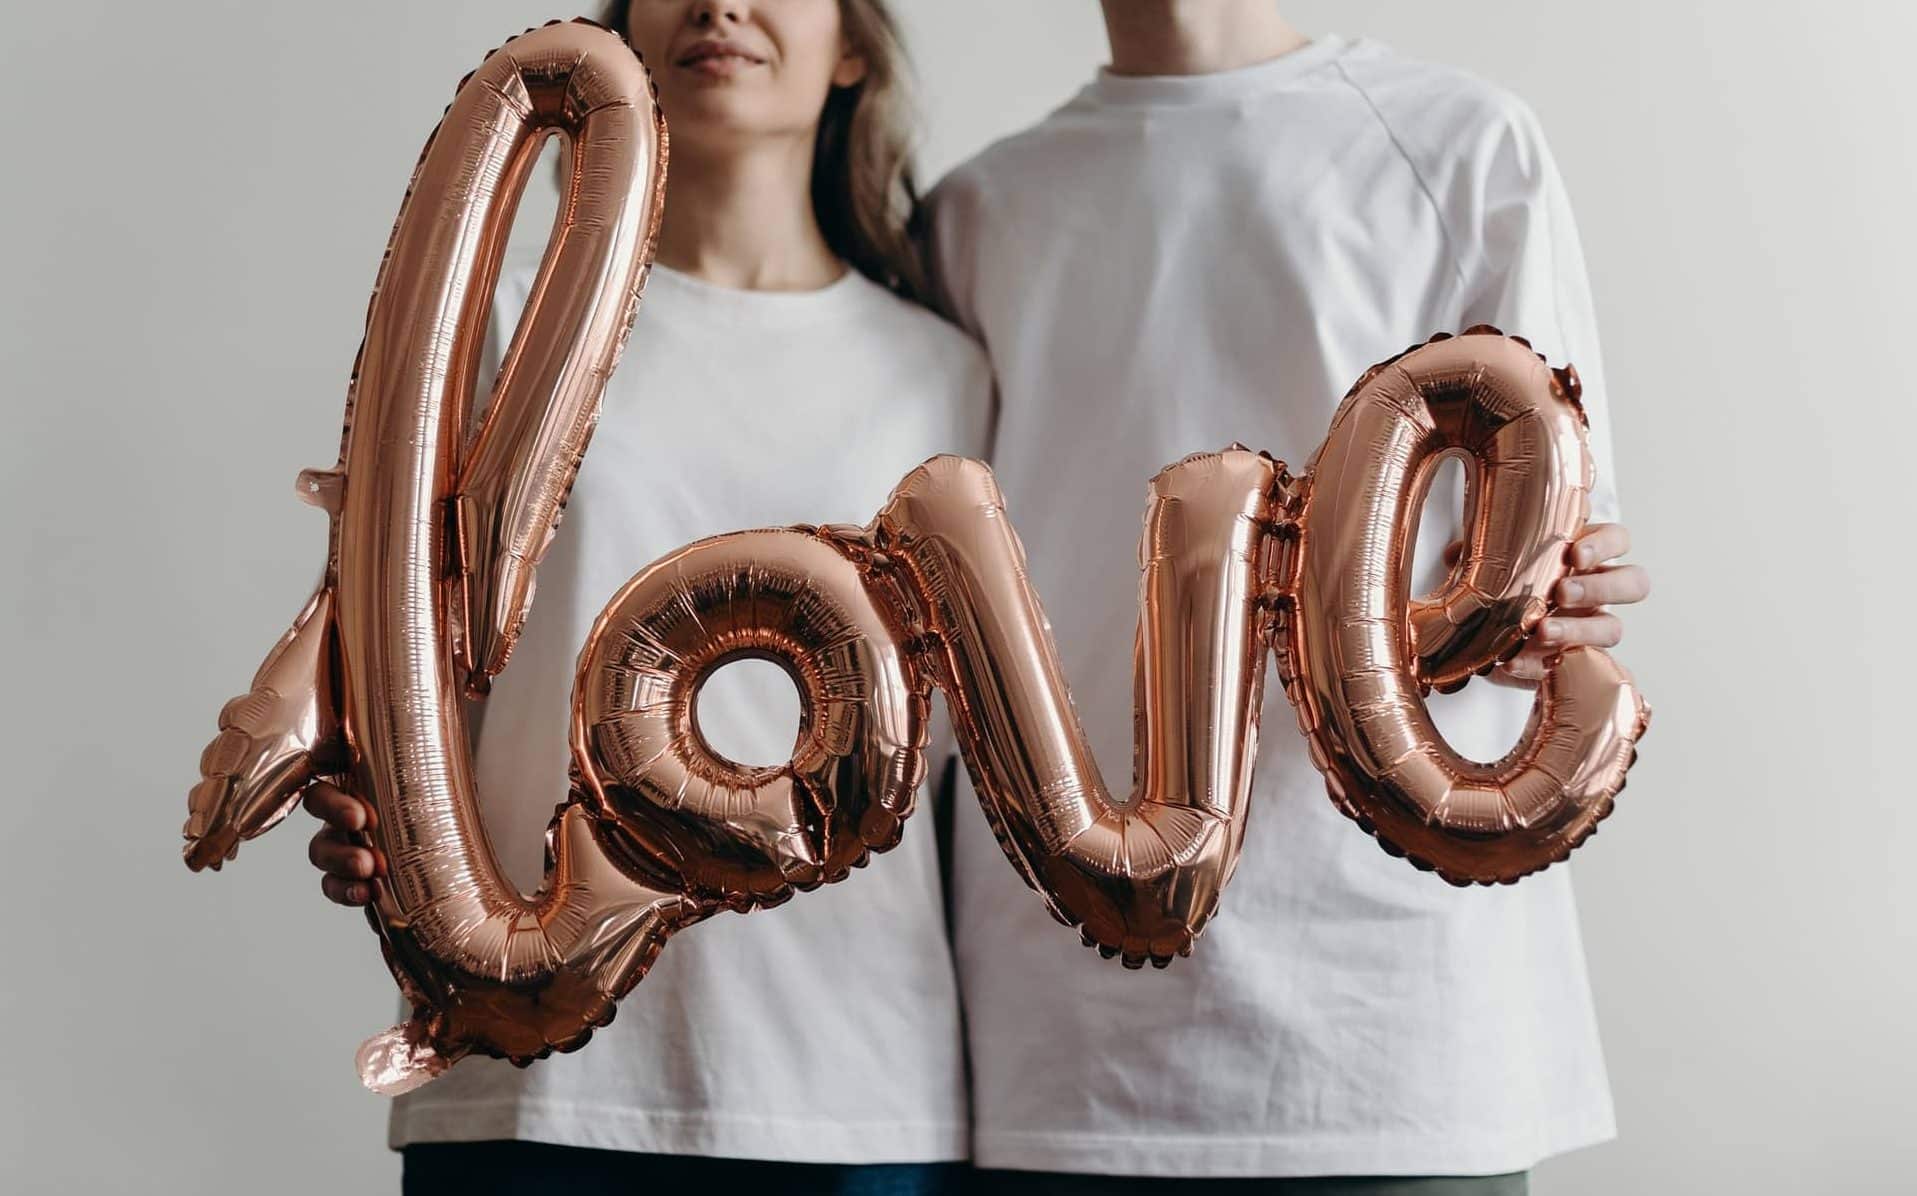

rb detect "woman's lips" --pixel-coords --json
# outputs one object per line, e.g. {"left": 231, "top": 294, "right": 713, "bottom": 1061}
{"left": 676, "top": 40, "right": 766, "bottom": 77}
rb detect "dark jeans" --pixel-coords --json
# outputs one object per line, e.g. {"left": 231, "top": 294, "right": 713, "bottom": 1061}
{"left": 963, "top": 1170, "right": 1528, "bottom": 1194}
{"left": 402, "top": 1142, "right": 1525, "bottom": 1195}
{"left": 402, "top": 1141, "right": 962, "bottom": 1195}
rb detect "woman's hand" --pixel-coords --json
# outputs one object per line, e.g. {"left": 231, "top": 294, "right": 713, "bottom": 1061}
{"left": 302, "top": 780, "right": 382, "bottom": 907}
{"left": 1496, "top": 521, "right": 1649, "bottom": 685}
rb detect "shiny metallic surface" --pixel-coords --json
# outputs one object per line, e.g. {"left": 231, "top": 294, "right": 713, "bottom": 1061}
{"left": 182, "top": 588, "right": 343, "bottom": 872}
{"left": 183, "top": 21, "right": 684, "bottom": 1091}
{"left": 183, "top": 21, "right": 1647, "bottom": 1084}
{"left": 1279, "top": 330, "right": 1650, "bottom": 884}
{"left": 574, "top": 528, "right": 930, "bottom": 909}
{"left": 1393, "top": 332, "right": 1595, "bottom": 690}
{"left": 874, "top": 452, "right": 1281, "bottom": 968}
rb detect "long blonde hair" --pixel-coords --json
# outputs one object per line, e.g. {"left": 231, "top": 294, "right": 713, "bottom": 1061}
{"left": 597, "top": 0, "right": 928, "bottom": 303}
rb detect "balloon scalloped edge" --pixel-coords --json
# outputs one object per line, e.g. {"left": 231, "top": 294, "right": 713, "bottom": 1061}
{"left": 1279, "top": 327, "right": 1648, "bottom": 886}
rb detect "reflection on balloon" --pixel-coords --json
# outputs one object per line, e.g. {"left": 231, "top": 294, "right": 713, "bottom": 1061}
{"left": 1280, "top": 331, "right": 1649, "bottom": 885}
{"left": 185, "top": 19, "right": 681, "bottom": 1094}
{"left": 182, "top": 24, "right": 1647, "bottom": 1095}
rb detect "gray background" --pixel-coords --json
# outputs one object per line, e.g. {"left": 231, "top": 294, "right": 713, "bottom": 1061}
{"left": 2, "top": 2, "right": 1911, "bottom": 1191}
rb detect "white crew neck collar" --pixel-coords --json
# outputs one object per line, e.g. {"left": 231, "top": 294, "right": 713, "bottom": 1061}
{"left": 643, "top": 260, "right": 876, "bottom": 326}
{"left": 1082, "top": 34, "right": 1351, "bottom": 109}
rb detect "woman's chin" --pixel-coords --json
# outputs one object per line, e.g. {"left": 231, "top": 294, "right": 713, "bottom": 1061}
{"left": 654, "top": 101, "right": 791, "bottom": 151}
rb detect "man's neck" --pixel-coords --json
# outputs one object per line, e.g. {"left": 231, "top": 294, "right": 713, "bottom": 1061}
{"left": 654, "top": 135, "right": 843, "bottom": 293}
{"left": 1099, "top": 0, "right": 1308, "bottom": 77}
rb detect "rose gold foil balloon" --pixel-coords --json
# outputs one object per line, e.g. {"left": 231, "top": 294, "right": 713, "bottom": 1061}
{"left": 185, "top": 20, "right": 687, "bottom": 1092}
{"left": 184, "top": 589, "right": 343, "bottom": 865}
{"left": 183, "top": 22, "right": 1646, "bottom": 1087}
{"left": 860, "top": 332, "right": 1646, "bottom": 959}
{"left": 574, "top": 528, "right": 931, "bottom": 907}
{"left": 871, "top": 452, "right": 1280, "bottom": 968}
{"left": 1276, "top": 329, "right": 1650, "bottom": 883}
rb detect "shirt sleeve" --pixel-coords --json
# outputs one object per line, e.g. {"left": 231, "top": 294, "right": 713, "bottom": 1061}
{"left": 1455, "top": 102, "right": 1623, "bottom": 525}
{"left": 925, "top": 171, "right": 1003, "bottom": 460}
{"left": 924, "top": 170, "right": 991, "bottom": 344}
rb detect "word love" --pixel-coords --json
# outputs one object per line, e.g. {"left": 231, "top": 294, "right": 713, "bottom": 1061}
{"left": 181, "top": 21, "right": 1646, "bottom": 1096}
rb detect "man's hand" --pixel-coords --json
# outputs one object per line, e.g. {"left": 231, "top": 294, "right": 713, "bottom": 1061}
{"left": 1497, "top": 522, "right": 1649, "bottom": 685}
{"left": 303, "top": 780, "right": 382, "bottom": 907}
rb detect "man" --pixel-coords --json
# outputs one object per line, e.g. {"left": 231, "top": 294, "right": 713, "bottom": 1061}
{"left": 927, "top": 2, "right": 1649, "bottom": 1191}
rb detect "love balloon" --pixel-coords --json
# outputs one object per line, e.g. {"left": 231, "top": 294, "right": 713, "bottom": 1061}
{"left": 182, "top": 20, "right": 1648, "bottom": 1094}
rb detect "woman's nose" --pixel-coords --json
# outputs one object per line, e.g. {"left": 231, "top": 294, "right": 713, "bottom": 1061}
{"left": 689, "top": 0, "right": 745, "bottom": 28}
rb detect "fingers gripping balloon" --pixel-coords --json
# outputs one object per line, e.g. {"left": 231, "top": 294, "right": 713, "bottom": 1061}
{"left": 181, "top": 25, "right": 1648, "bottom": 1092}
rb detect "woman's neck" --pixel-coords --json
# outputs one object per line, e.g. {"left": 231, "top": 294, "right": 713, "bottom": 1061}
{"left": 1099, "top": 0, "right": 1308, "bottom": 77}
{"left": 653, "top": 134, "right": 844, "bottom": 293}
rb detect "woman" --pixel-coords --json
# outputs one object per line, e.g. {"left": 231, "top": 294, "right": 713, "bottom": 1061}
{"left": 303, "top": 3, "right": 990, "bottom": 1193}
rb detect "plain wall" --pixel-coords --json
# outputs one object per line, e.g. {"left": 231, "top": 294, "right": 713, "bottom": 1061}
{"left": 2, "top": 2, "right": 1910, "bottom": 1192}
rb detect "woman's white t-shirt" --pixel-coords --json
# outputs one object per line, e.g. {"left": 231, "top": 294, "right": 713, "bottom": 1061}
{"left": 928, "top": 36, "right": 1623, "bottom": 1178}
{"left": 386, "top": 262, "right": 992, "bottom": 1163}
